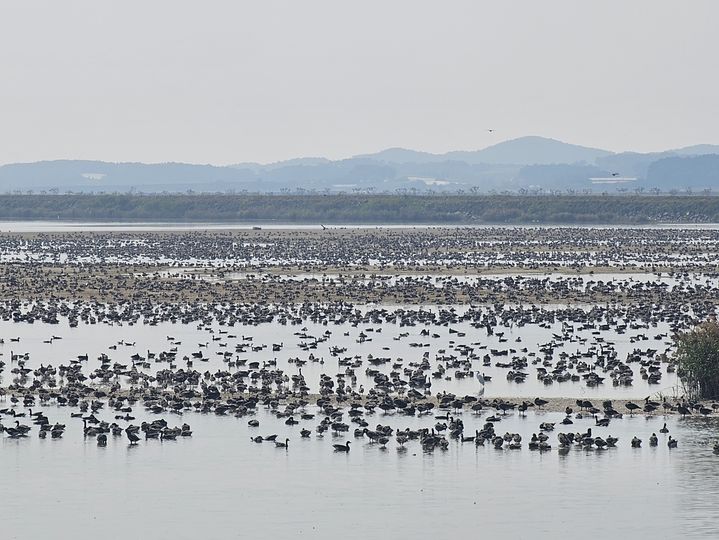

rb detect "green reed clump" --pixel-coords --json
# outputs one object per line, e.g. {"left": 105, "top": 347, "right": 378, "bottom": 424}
{"left": 676, "top": 321, "right": 719, "bottom": 399}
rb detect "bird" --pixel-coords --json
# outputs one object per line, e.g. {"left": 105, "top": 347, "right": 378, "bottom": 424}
{"left": 126, "top": 429, "right": 140, "bottom": 445}
{"left": 333, "top": 441, "right": 351, "bottom": 452}
{"left": 534, "top": 397, "right": 549, "bottom": 410}
{"left": 668, "top": 436, "right": 678, "bottom": 449}
{"left": 677, "top": 405, "right": 692, "bottom": 417}
{"left": 476, "top": 372, "right": 486, "bottom": 396}
{"left": 275, "top": 438, "right": 289, "bottom": 449}
{"left": 625, "top": 402, "right": 641, "bottom": 416}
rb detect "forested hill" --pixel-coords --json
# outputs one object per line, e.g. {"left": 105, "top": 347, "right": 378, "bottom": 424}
{"left": 2, "top": 136, "right": 718, "bottom": 194}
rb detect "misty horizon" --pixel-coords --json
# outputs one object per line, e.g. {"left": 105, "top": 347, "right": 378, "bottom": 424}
{"left": 2, "top": 1, "right": 718, "bottom": 165}
{"left": 2, "top": 135, "right": 718, "bottom": 168}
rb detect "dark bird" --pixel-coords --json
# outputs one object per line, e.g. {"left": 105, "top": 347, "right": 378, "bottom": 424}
{"left": 534, "top": 397, "right": 549, "bottom": 410}
{"left": 126, "top": 428, "right": 140, "bottom": 445}
{"left": 625, "top": 402, "right": 641, "bottom": 416}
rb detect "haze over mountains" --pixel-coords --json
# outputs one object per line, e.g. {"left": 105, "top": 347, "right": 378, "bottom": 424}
{"left": 2, "top": 136, "right": 718, "bottom": 194}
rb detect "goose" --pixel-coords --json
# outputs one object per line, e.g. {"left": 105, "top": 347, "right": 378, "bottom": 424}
{"left": 528, "top": 434, "right": 539, "bottom": 450}
{"left": 667, "top": 436, "right": 678, "bottom": 449}
{"left": 14, "top": 421, "right": 31, "bottom": 434}
{"left": 534, "top": 397, "right": 548, "bottom": 410}
{"left": 333, "top": 441, "right": 350, "bottom": 452}
{"left": 126, "top": 429, "right": 140, "bottom": 445}
{"left": 595, "top": 416, "right": 610, "bottom": 427}
{"left": 631, "top": 436, "right": 642, "bottom": 448}
{"left": 4, "top": 427, "right": 28, "bottom": 438}
{"left": 677, "top": 405, "right": 692, "bottom": 417}
{"left": 275, "top": 438, "right": 289, "bottom": 449}
{"left": 160, "top": 429, "right": 178, "bottom": 441}
{"left": 659, "top": 423, "right": 669, "bottom": 434}
{"left": 649, "top": 433, "right": 658, "bottom": 446}
{"left": 625, "top": 402, "right": 640, "bottom": 416}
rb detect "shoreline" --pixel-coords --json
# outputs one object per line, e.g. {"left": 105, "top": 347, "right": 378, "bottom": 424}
{"left": 2, "top": 388, "right": 713, "bottom": 416}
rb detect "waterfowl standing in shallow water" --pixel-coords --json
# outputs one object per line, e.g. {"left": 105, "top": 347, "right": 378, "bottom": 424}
{"left": 126, "top": 428, "right": 140, "bottom": 445}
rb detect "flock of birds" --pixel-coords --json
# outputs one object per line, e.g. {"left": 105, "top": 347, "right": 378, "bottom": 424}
{"left": 4, "top": 390, "right": 719, "bottom": 457}
{"left": 0, "top": 394, "right": 192, "bottom": 446}
{"left": 1, "top": 226, "right": 719, "bottom": 459}
{"left": 3, "top": 227, "right": 719, "bottom": 271}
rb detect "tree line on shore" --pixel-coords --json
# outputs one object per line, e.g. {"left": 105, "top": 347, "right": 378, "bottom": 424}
{"left": 1, "top": 193, "right": 718, "bottom": 224}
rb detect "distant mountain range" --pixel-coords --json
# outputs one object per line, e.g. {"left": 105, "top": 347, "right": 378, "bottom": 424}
{"left": 2, "top": 136, "right": 718, "bottom": 194}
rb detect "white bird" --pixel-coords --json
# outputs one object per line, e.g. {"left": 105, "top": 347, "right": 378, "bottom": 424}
{"left": 476, "top": 372, "right": 486, "bottom": 396}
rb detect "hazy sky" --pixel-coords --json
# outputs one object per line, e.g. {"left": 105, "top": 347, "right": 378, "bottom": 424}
{"left": 1, "top": 1, "right": 717, "bottom": 165}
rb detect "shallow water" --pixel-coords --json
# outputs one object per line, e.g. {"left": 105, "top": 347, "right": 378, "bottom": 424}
{"left": 3, "top": 223, "right": 719, "bottom": 539}
{"left": 0, "top": 311, "right": 679, "bottom": 399}
{"left": 3, "top": 406, "right": 719, "bottom": 540}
